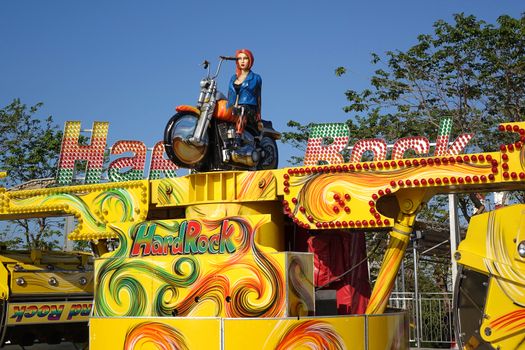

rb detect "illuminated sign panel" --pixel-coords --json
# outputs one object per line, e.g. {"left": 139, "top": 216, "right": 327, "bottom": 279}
{"left": 55, "top": 117, "right": 472, "bottom": 185}
{"left": 56, "top": 121, "right": 178, "bottom": 185}
{"left": 304, "top": 117, "right": 473, "bottom": 165}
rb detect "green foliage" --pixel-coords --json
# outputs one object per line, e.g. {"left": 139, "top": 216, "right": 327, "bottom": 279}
{"left": 6, "top": 217, "right": 63, "bottom": 250}
{"left": 0, "top": 229, "right": 23, "bottom": 248}
{"left": 342, "top": 13, "right": 525, "bottom": 151}
{"left": 335, "top": 66, "right": 347, "bottom": 77}
{"left": 73, "top": 240, "right": 93, "bottom": 252}
{"left": 0, "top": 98, "right": 63, "bottom": 187}
{"left": 281, "top": 121, "right": 317, "bottom": 165}
{"left": 0, "top": 99, "right": 64, "bottom": 249}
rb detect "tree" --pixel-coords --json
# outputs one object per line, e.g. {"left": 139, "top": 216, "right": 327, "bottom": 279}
{"left": 282, "top": 13, "right": 525, "bottom": 222}
{"left": 341, "top": 13, "right": 524, "bottom": 149}
{"left": 0, "top": 99, "right": 62, "bottom": 187}
{"left": 0, "top": 99, "right": 64, "bottom": 249}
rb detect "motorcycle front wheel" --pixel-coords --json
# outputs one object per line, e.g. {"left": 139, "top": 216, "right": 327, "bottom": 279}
{"left": 164, "top": 112, "right": 209, "bottom": 169}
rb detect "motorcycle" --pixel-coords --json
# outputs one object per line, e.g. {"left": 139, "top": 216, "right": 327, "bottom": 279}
{"left": 164, "top": 56, "right": 280, "bottom": 172}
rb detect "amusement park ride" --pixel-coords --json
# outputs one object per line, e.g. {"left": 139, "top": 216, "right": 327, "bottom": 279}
{"left": 1, "top": 58, "right": 525, "bottom": 349}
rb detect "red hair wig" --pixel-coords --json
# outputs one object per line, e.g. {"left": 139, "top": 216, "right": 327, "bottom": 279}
{"left": 235, "top": 49, "right": 254, "bottom": 77}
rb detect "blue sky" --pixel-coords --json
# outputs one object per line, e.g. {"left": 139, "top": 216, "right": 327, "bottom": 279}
{"left": 1, "top": 1, "right": 523, "bottom": 170}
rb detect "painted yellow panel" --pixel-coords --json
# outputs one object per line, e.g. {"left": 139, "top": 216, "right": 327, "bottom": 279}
{"left": 367, "top": 313, "right": 409, "bottom": 350}
{"left": 93, "top": 252, "right": 312, "bottom": 318}
{"left": 458, "top": 205, "right": 525, "bottom": 349}
{"left": 223, "top": 316, "right": 366, "bottom": 349}
{"left": 458, "top": 204, "right": 525, "bottom": 290}
{"left": 90, "top": 317, "right": 221, "bottom": 350}
{"left": 4, "top": 121, "right": 525, "bottom": 350}
{"left": 280, "top": 155, "right": 497, "bottom": 230}
{"left": 151, "top": 176, "right": 190, "bottom": 206}
{"left": 184, "top": 201, "right": 286, "bottom": 251}
{"left": 0, "top": 180, "right": 149, "bottom": 240}
{"left": 8, "top": 266, "right": 93, "bottom": 295}
{"left": 286, "top": 253, "right": 315, "bottom": 316}
{"left": 481, "top": 277, "right": 525, "bottom": 349}
{"left": 151, "top": 170, "right": 278, "bottom": 207}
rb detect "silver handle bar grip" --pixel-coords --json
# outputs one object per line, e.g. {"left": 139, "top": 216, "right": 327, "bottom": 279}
{"left": 219, "top": 56, "right": 238, "bottom": 61}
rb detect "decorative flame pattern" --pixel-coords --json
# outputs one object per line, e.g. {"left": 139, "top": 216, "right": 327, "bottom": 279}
{"left": 124, "top": 322, "right": 189, "bottom": 350}
{"left": 284, "top": 158, "right": 494, "bottom": 229}
{"left": 489, "top": 310, "right": 525, "bottom": 333}
{"left": 95, "top": 216, "right": 286, "bottom": 318}
{"left": 2, "top": 182, "right": 147, "bottom": 240}
{"left": 274, "top": 320, "right": 346, "bottom": 350}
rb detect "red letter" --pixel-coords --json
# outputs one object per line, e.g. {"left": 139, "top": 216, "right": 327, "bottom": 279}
{"left": 391, "top": 137, "right": 430, "bottom": 160}
{"left": 108, "top": 140, "right": 147, "bottom": 182}
{"left": 149, "top": 141, "right": 179, "bottom": 179}
{"left": 304, "top": 123, "right": 349, "bottom": 165}
{"left": 434, "top": 117, "right": 472, "bottom": 156}
{"left": 350, "top": 139, "right": 387, "bottom": 162}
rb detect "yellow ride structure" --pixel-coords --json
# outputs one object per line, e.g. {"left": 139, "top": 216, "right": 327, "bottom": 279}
{"left": 0, "top": 173, "right": 93, "bottom": 347}
{"left": 0, "top": 122, "right": 524, "bottom": 349}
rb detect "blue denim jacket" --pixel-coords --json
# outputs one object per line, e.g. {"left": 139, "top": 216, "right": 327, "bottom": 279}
{"left": 227, "top": 71, "right": 262, "bottom": 111}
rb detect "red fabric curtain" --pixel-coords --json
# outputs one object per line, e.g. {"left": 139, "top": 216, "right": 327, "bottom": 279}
{"left": 307, "top": 230, "right": 371, "bottom": 315}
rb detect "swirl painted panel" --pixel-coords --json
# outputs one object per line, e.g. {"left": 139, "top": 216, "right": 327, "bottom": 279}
{"left": 94, "top": 215, "right": 288, "bottom": 318}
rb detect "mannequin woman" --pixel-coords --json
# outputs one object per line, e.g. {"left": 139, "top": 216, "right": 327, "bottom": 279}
{"left": 227, "top": 49, "right": 262, "bottom": 147}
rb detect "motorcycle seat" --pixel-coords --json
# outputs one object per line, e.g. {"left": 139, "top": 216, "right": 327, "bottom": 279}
{"left": 262, "top": 120, "right": 274, "bottom": 129}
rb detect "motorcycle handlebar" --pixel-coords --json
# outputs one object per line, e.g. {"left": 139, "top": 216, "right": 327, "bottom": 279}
{"left": 204, "top": 56, "right": 238, "bottom": 79}
{"left": 219, "top": 56, "right": 239, "bottom": 61}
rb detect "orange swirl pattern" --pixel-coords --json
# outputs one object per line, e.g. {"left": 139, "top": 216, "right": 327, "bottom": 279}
{"left": 124, "top": 322, "right": 189, "bottom": 350}
{"left": 275, "top": 320, "right": 345, "bottom": 350}
{"left": 178, "top": 216, "right": 286, "bottom": 317}
{"left": 237, "top": 171, "right": 276, "bottom": 200}
{"left": 163, "top": 274, "right": 230, "bottom": 316}
{"left": 102, "top": 216, "right": 287, "bottom": 318}
{"left": 284, "top": 158, "right": 494, "bottom": 229}
{"left": 489, "top": 310, "right": 525, "bottom": 333}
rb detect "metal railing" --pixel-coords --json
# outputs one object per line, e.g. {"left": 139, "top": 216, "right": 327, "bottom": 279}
{"left": 389, "top": 292, "right": 454, "bottom": 348}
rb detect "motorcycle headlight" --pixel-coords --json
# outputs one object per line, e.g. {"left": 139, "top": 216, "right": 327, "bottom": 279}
{"left": 170, "top": 114, "right": 208, "bottom": 166}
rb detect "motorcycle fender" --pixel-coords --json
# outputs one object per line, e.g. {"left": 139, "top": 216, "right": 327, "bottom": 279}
{"left": 262, "top": 129, "right": 281, "bottom": 140}
{"left": 175, "top": 105, "right": 200, "bottom": 115}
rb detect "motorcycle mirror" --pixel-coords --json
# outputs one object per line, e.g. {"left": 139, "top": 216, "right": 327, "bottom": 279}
{"left": 201, "top": 60, "right": 210, "bottom": 69}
